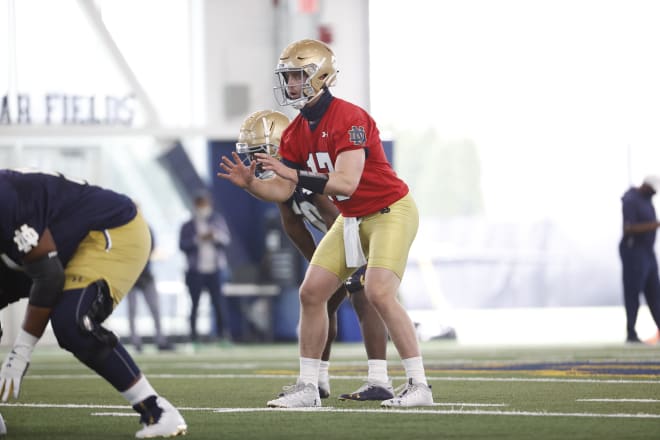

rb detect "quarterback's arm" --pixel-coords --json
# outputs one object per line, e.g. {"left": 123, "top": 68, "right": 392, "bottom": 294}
{"left": 277, "top": 203, "right": 317, "bottom": 261}
{"left": 257, "top": 149, "right": 365, "bottom": 197}
{"left": 218, "top": 152, "right": 295, "bottom": 202}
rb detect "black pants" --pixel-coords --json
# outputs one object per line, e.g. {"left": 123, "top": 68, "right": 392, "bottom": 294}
{"left": 619, "top": 243, "right": 660, "bottom": 339}
{"left": 185, "top": 270, "right": 226, "bottom": 341}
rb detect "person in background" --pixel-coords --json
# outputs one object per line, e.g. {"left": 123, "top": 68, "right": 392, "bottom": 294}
{"left": 126, "top": 225, "right": 174, "bottom": 352}
{"left": 179, "top": 190, "right": 231, "bottom": 344}
{"left": 235, "top": 109, "right": 394, "bottom": 401}
{"left": 0, "top": 169, "right": 186, "bottom": 438}
{"left": 619, "top": 175, "right": 660, "bottom": 344}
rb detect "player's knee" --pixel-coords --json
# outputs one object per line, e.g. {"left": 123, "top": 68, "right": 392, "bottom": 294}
{"left": 76, "top": 280, "right": 119, "bottom": 347}
{"left": 50, "top": 310, "right": 82, "bottom": 353}
{"left": 299, "top": 282, "right": 325, "bottom": 308}
{"left": 299, "top": 288, "right": 315, "bottom": 308}
{"left": 52, "top": 280, "right": 118, "bottom": 356}
{"left": 363, "top": 284, "right": 389, "bottom": 310}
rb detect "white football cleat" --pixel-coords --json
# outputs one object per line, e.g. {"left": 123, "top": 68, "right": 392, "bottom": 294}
{"left": 380, "top": 378, "right": 433, "bottom": 407}
{"left": 267, "top": 381, "right": 321, "bottom": 408}
{"left": 133, "top": 395, "right": 187, "bottom": 438}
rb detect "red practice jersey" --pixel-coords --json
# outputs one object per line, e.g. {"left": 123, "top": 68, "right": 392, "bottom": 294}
{"left": 280, "top": 98, "right": 408, "bottom": 217}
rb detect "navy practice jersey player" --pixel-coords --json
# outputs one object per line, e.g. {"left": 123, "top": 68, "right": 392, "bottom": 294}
{"left": 0, "top": 169, "right": 187, "bottom": 438}
{"left": 231, "top": 110, "right": 394, "bottom": 402}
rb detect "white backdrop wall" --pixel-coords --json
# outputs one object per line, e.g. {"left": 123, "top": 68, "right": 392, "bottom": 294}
{"left": 202, "top": 0, "right": 370, "bottom": 141}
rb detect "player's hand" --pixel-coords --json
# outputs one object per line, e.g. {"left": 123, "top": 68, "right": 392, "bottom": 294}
{"left": 0, "top": 346, "right": 31, "bottom": 401}
{"left": 254, "top": 153, "right": 297, "bottom": 182}
{"left": 217, "top": 152, "right": 256, "bottom": 189}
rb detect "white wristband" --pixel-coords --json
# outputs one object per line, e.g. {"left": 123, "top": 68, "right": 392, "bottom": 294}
{"left": 14, "top": 328, "right": 39, "bottom": 358}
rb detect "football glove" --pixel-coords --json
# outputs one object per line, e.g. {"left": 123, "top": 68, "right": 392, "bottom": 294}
{"left": 0, "top": 329, "right": 37, "bottom": 401}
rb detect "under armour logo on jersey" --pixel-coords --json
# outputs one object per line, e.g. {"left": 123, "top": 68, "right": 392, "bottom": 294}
{"left": 321, "top": 131, "right": 328, "bottom": 138}
{"left": 14, "top": 224, "right": 39, "bottom": 253}
{"left": 348, "top": 126, "right": 366, "bottom": 145}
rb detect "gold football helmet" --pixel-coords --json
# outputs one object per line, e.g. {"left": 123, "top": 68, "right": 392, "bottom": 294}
{"left": 273, "top": 39, "right": 338, "bottom": 109}
{"left": 236, "top": 110, "right": 290, "bottom": 179}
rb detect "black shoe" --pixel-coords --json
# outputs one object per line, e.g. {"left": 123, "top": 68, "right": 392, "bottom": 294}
{"left": 339, "top": 381, "right": 395, "bottom": 401}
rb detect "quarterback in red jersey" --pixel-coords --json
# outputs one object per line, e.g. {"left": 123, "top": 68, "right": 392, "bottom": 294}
{"left": 218, "top": 39, "right": 433, "bottom": 409}
{"left": 278, "top": 97, "right": 408, "bottom": 218}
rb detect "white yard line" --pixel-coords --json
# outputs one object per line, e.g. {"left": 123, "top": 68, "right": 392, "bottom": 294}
{"left": 23, "top": 373, "right": 660, "bottom": 384}
{"left": 3, "top": 402, "right": 659, "bottom": 420}
{"left": 577, "top": 398, "right": 660, "bottom": 403}
{"left": 212, "top": 407, "right": 660, "bottom": 419}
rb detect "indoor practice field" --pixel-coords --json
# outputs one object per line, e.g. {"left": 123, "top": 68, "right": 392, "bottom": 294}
{"left": 1, "top": 341, "right": 659, "bottom": 439}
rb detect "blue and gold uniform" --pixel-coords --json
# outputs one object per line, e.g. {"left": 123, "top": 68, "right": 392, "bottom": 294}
{"left": 0, "top": 169, "right": 150, "bottom": 303}
{"left": 0, "top": 169, "right": 188, "bottom": 437}
{"left": 0, "top": 169, "right": 151, "bottom": 395}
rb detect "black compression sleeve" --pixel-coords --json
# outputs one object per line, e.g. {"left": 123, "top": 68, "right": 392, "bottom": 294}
{"left": 297, "top": 170, "right": 329, "bottom": 194}
{"left": 24, "top": 252, "right": 65, "bottom": 307}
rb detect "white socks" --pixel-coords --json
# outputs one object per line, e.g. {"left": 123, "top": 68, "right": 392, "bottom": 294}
{"left": 318, "top": 361, "right": 330, "bottom": 385}
{"left": 299, "top": 357, "right": 321, "bottom": 386}
{"left": 402, "top": 356, "right": 428, "bottom": 385}
{"left": 367, "top": 359, "right": 389, "bottom": 384}
{"left": 300, "top": 357, "right": 424, "bottom": 388}
{"left": 121, "top": 375, "right": 158, "bottom": 405}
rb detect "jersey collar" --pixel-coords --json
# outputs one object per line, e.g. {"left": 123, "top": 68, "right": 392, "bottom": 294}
{"left": 300, "top": 88, "right": 334, "bottom": 131}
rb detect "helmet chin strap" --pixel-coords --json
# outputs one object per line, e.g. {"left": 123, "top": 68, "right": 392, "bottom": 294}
{"left": 295, "top": 87, "right": 325, "bottom": 110}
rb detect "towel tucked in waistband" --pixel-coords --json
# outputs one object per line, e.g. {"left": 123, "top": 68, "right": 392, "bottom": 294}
{"left": 344, "top": 217, "right": 367, "bottom": 268}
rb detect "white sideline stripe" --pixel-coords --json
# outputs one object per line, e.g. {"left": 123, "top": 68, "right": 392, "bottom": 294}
{"left": 577, "top": 398, "right": 660, "bottom": 403}
{"left": 213, "top": 407, "right": 660, "bottom": 419}
{"left": 0, "top": 403, "right": 218, "bottom": 411}
{"left": 0, "top": 402, "right": 504, "bottom": 410}
{"left": 24, "top": 374, "right": 660, "bottom": 385}
{"left": 4, "top": 402, "right": 659, "bottom": 420}
{"left": 436, "top": 403, "right": 508, "bottom": 407}
{"left": 91, "top": 412, "right": 135, "bottom": 417}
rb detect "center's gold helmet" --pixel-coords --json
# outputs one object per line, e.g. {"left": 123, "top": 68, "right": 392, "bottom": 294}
{"left": 236, "top": 110, "right": 290, "bottom": 179}
{"left": 273, "top": 39, "right": 338, "bottom": 109}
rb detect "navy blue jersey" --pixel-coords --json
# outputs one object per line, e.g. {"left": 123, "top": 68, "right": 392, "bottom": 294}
{"left": 280, "top": 158, "right": 327, "bottom": 233}
{"left": 621, "top": 187, "right": 657, "bottom": 249}
{"left": 285, "top": 187, "right": 327, "bottom": 234}
{"left": 0, "top": 169, "right": 137, "bottom": 266}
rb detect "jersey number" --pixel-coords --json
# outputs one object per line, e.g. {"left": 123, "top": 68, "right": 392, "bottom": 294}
{"left": 305, "top": 152, "right": 349, "bottom": 202}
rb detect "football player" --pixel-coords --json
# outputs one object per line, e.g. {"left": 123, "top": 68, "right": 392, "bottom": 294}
{"left": 235, "top": 110, "right": 394, "bottom": 401}
{"left": 218, "top": 39, "right": 433, "bottom": 408}
{"left": 0, "top": 169, "right": 187, "bottom": 438}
